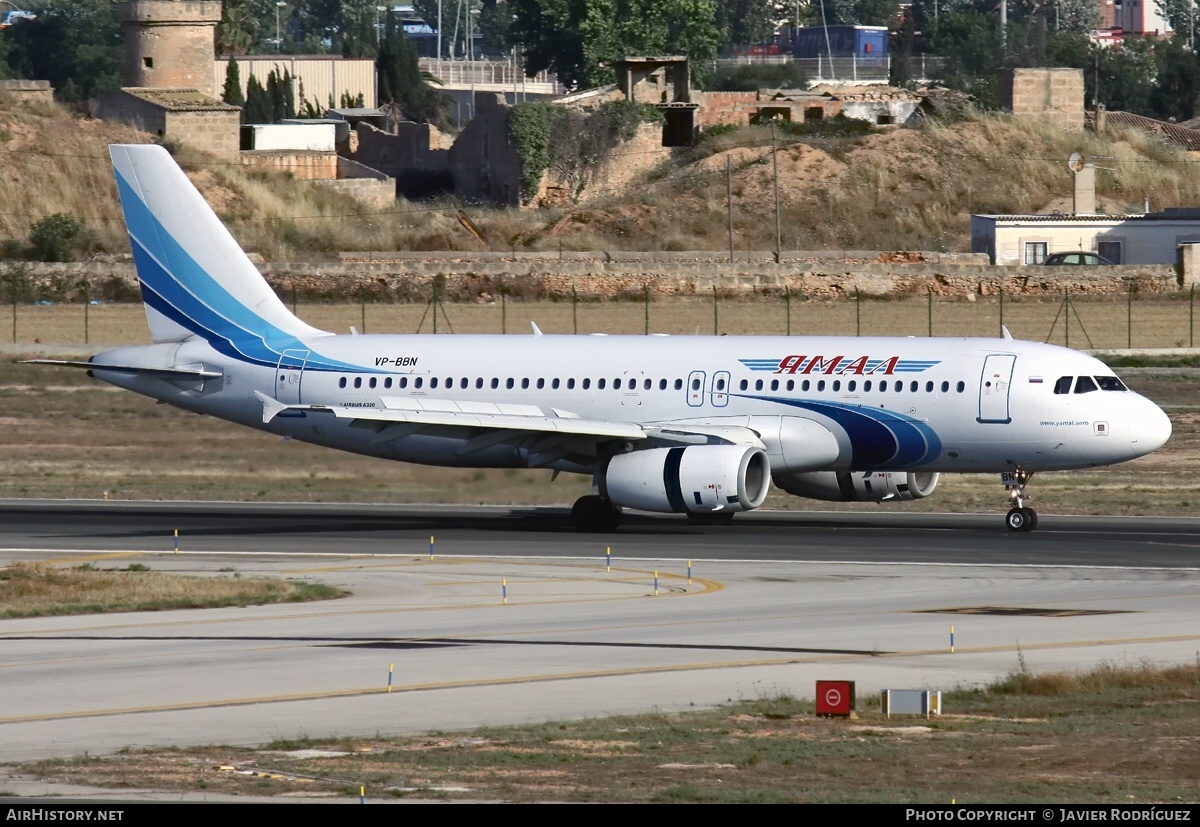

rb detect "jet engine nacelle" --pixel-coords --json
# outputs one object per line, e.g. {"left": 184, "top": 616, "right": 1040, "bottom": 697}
{"left": 774, "top": 470, "right": 939, "bottom": 503}
{"left": 604, "top": 446, "right": 771, "bottom": 514}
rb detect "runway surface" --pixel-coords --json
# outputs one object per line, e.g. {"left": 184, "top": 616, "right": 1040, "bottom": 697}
{"left": 2, "top": 500, "right": 1199, "bottom": 764}
{"left": 4, "top": 499, "right": 1200, "bottom": 566}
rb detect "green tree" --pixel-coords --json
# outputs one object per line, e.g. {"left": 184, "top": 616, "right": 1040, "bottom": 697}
{"left": 0, "top": 0, "right": 122, "bottom": 102}
{"left": 1157, "top": 0, "right": 1198, "bottom": 49}
{"left": 29, "top": 214, "right": 88, "bottom": 263}
{"left": 707, "top": 62, "right": 808, "bottom": 91}
{"left": 1148, "top": 38, "right": 1200, "bottom": 121}
{"left": 509, "top": 0, "right": 721, "bottom": 90}
{"left": 243, "top": 74, "right": 272, "bottom": 123}
{"left": 478, "top": 0, "right": 512, "bottom": 57}
{"left": 377, "top": 15, "right": 448, "bottom": 125}
{"left": 216, "top": 0, "right": 261, "bottom": 55}
{"left": 924, "top": 7, "right": 1006, "bottom": 108}
{"left": 222, "top": 59, "right": 246, "bottom": 107}
{"left": 716, "top": 0, "right": 775, "bottom": 52}
{"left": 824, "top": 0, "right": 899, "bottom": 26}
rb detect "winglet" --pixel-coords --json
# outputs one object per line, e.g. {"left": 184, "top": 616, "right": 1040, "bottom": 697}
{"left": 1001, "top": 325, "right": 1013, "bottom": 340}
{"left": 531, "top": 322, "right": 543, "bottom": 337}
{"left": 254, "top": 391, "right": 288, "bottom": 424}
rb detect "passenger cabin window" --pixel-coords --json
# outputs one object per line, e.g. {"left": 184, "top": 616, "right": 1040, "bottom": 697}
{"left": 1074, "top": 376, "right": 1098, "bottom": 394}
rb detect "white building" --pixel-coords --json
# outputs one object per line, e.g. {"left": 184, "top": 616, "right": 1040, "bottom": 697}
{"left": 971, "top": 210, "right": 1200, "bottom": 265}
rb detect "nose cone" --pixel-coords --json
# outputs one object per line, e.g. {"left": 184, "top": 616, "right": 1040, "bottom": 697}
{"left": 1131, "top": 397, "right": 1172, "bottom": 458}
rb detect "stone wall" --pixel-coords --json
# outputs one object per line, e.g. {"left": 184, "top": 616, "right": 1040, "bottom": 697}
{"left": 448, "top": 93, "right": 524, "bottom": 206}
{"left": 240, "top": 151, "right": 338, "bottom": 180}
{"left": 999, "top": 68, "right": 1085, "bottom": 132}
{"left": 0, "top": 80, "right": 54, "bottom": 105}
{"left": 353, "top": 122, "right": 452, "bottom": 198}
{"left": 6, "top": 252, "right": 1182, "bottom": 304}
{"left": 166, "top": 109, "right": 239, "bottom": 158}
{"left": 539, "top": 122, "right": 672, "bottom": 208}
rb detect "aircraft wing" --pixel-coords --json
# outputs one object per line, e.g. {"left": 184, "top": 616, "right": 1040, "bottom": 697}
{"left": 254, "top": 392, "right": 764, "bottom": 464}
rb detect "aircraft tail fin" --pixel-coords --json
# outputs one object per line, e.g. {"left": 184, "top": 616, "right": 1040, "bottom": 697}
{"left": 109, "top": 144, "right": 328, "bottom": 348}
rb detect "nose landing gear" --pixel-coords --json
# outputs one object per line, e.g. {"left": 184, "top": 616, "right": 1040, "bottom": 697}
{"left": 1004, "top": 470, "right": 1038, "bottom": 532}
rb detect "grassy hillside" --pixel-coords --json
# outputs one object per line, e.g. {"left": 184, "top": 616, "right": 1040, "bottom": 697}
{"left": 4, "top": 95, "right": 1200, "bottom": 260}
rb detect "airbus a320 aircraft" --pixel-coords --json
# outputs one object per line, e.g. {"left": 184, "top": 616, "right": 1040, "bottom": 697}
{"left": 29, "top": 145, "right": 1173, "bottom": 532}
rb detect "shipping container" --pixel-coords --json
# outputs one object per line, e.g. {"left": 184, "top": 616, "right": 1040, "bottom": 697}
{"left": 790, "top": 25, "right": 888, "bottom": 60}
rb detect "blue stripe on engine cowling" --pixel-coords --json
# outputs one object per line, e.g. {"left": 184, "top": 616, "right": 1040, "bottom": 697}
{"left": 747, "top": 395, "right": 942, "bottom": 469}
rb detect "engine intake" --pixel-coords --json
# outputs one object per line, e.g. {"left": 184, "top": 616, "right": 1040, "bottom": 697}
{"left": 774, "top": 470, "right": 939, "bottom": 503}
{"left": 604, "top": 446, "right": 771, "bottom": 514}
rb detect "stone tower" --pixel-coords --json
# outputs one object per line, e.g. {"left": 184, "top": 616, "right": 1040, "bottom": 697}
{"left": 117, "top": 1, "right": 222, "bottom": 98}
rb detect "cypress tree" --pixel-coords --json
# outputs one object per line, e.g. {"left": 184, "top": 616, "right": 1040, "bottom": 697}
{"left": 222, "top": 58, "right": 245, "bottom": 108}
{"left": 243, "top": 74, "right": 271, "bottom": 124}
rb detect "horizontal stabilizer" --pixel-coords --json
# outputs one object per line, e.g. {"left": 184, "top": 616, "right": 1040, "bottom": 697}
{"left": 21, "top": 359, "right": 222, "bottom": 379}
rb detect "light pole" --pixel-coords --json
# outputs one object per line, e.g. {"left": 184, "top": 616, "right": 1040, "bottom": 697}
{"left": 375, "top": 5, "right": 387, "bottom": 44}
{"left": 274, "top": 1, "right": 286, "bottom": 53}
{"left": 0, "top": 0, "right": 36, "bottom": 29}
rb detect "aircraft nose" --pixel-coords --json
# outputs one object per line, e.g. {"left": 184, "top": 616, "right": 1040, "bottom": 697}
{"left": 1131, "top": 398, "right": 1172, "bottom": 457}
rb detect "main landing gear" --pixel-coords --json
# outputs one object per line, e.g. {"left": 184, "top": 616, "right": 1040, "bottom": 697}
{"left": 572, "top": 495, "right": 623, "bottom": 532}
{"left": 1004, "top": 469, "right": 1038, "bottom": 532}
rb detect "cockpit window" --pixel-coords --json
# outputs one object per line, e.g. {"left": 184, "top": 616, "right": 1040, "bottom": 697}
{"left": 1095, "top": 376, "right": 1127, "bottom": 391}
{"left": 1053, "top": 376, "right": 1072, "bottom": 395}
{"left": 1073, "top": 376, "right": 1098, "bottom": 394}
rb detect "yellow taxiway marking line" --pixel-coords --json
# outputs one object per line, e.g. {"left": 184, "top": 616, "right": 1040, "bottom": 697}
{"left": 0, "top": 656, "right": 848, "bottom": 724}
{"left": 6, "top": 633, "right": 1200, "bottom": 726}
{"left": 878, "top": 633, "right": 1200, "bottom": 657}
{"left": 38, "top": 551, "right": 150, "bottom": 566}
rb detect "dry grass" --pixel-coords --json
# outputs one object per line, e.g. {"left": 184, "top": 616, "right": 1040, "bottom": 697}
{"left": 7, "top": 101, "right": 1200, "bottom": 261}
{"left": 0, "top": 562, "right": 343, "bottom": 618}
{"left": 17, "top": 660, "right": 1200, "bottom": 803}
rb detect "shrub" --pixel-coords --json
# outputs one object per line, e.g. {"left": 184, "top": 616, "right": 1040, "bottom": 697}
{"left": 29, "top": 213, "right": 88, "bottom": 262}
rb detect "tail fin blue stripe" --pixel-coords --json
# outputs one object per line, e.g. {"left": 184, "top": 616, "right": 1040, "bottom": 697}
{"left": 115, "top": 164, "right": 370, "bottom": 374}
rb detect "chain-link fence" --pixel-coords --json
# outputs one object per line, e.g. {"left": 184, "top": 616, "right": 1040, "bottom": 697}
{"left": 6, "top": 275, "right": 1198, "bottom": 351}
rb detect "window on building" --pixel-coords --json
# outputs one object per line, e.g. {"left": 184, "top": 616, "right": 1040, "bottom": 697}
{"left": 1024, "top": 241, "right": 1048, "bottom": 265}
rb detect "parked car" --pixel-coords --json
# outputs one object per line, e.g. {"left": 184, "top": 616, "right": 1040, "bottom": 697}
{"left": 1043, "top": 251, "right": 1115, "bottom": 266}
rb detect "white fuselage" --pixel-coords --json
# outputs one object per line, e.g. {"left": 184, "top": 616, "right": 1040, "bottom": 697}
{"left": 91, "top": 332, "right": 1171, "bottom": 477}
